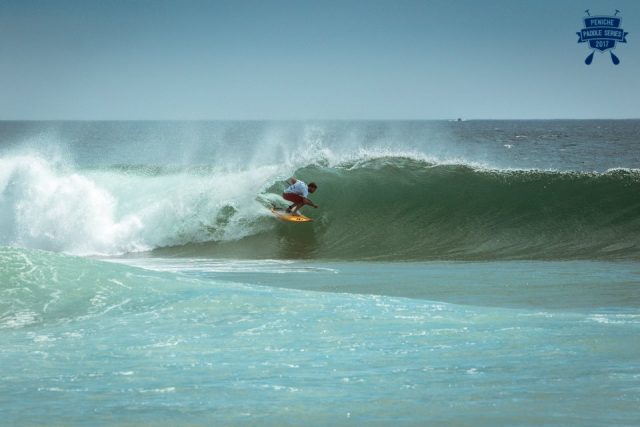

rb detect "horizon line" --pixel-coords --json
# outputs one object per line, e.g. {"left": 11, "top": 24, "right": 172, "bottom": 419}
{"left": 1, "top": 117, "right": 639, "bottom": 122}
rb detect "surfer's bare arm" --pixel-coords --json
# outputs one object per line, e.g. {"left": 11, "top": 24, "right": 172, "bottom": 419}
{"left": 304, "top": 198, "right": 318, "bottom": 208}
{"left": 286, "top": 177, "right": 297, "bottom": 185}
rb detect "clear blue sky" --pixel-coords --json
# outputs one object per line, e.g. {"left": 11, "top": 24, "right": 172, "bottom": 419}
{"left": 1, "top": 0, "right": 638, "bottom": 119}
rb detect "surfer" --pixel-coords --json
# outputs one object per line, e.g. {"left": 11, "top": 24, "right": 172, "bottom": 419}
{"left": 283, "top": 177, "right": 318, "bottom": 214}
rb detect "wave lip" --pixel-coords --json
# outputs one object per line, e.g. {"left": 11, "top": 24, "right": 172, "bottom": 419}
{"left": 0, "top": 155, "right": 145, "bottom": 255}
{"left": 1, "top": 152, "right": 639, "bottom": 261}
{"left": 151, "top": 157, "right": 640, "bottom": 261}
{"left": 319, "top": 160, "right": 640, "bottom": 260}
{"left": 0, "top": 154, "right": 276, "bottom": 256}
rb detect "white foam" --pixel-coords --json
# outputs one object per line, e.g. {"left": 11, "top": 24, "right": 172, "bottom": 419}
{"left": 3, "top": 142, "right": 608, "bottom": 256}
{"left": 0, "top": 155, "right": 144, "bottom": 255}
{"left": 0, "top": 154, "right": 287, "bottom": 255}
{"left": 0, "top": 309, "right": 40, "bottom": 329}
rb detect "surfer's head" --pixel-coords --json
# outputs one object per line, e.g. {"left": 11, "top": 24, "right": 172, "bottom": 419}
{"left": 308, "top": 182, "right": 317, "bottom": 193}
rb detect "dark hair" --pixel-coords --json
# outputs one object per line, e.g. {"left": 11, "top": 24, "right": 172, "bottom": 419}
{"left": 308, "top": 182, "right": 317, "bottom": 188}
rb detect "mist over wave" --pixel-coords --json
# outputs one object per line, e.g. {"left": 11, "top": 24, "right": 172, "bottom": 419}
{"left": 0, "top": 153, "right": 282, "bottom": 255}
{"left": 182, "top": 158, "right": 640, "bottom": 261}
{"left": 1, "top": 149, "right": 639, "bottom": 260}
{"left": 2, "top": 122, "right": 639, "bottom": 427}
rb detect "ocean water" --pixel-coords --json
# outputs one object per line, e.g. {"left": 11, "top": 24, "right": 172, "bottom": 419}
{"left": 1, "top": 120, "right": 639, "bottom": 425}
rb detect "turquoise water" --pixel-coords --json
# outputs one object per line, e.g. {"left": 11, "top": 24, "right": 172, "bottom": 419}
{"left": 2, "top": 248, "right": 639, "bottom": 426}
{"left": 1, "top": 121, "right": 640, "bottom": 425}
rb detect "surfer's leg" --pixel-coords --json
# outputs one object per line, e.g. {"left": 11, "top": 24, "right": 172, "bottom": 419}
{"left": 283, "top": 193, "right": 304, "bottom": 213}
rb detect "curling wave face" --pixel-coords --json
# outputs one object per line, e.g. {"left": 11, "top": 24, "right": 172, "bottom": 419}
{"left": 1, "top": 152, "right": 639, "bottom": 260}
{"left": 300, "top": 158, "right": 640, "bottom": 260}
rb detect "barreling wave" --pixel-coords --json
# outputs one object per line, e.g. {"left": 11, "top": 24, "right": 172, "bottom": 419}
{"left": 178, "top": 157, "right": 640, "bottom": 260}
{"left": 1, "top": 153, "right": 639, "bottom": 260}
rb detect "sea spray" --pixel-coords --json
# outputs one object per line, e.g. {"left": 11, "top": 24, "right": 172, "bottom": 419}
{"left": 0, "top": 154, "right": 282, "bottom": 255}
{"left": 0, "top": 155, "right": 144, "bottom": 254}
{"left": 1, "top": 121, "right": 640, "bottom": 426}
{"left": 1, "top": 152, "right": 639, "bottom": 260}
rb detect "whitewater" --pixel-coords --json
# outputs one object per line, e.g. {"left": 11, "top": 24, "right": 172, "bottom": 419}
{"left": 1, "top": 120, "right": 639, "bottom": 426}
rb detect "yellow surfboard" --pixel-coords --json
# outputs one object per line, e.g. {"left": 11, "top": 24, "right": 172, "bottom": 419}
{"left": 270, "top": 207, "right": 313, "bottom": 223}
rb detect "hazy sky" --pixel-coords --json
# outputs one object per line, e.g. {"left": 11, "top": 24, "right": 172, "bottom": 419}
{"left": 1, "top": 0, "right": 638, "bottom": 119}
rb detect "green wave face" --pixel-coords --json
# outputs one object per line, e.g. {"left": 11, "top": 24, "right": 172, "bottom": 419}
{"left": 167, "top": 158, "right": 640, "bottom": 261}
{"left": 2, "top": 152, "right": 639, "bottom": 261}
{"left": 320, "top": 160, "right": 640, "bottom": 260}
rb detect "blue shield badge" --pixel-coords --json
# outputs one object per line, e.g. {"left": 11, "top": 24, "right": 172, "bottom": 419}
{"left": 577, "top": 10, "right": 628, "bottom": 65}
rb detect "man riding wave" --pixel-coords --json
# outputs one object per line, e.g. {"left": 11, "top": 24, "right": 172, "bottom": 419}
{"left": 282, "top": 177, "right": 318, "bottom": 215}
